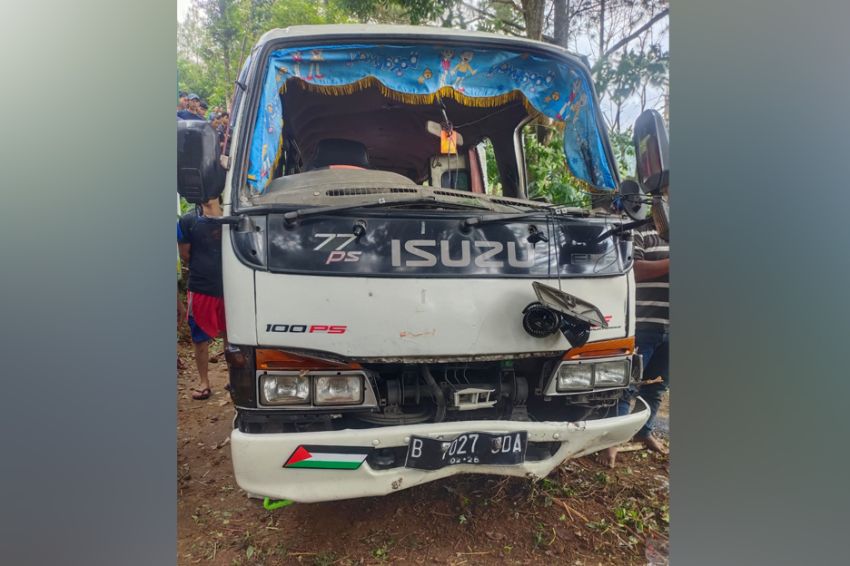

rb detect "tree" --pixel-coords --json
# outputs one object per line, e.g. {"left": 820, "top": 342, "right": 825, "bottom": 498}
{"left": 337, "top": 0, "right": 455, "bottom": 25}
{"left": 176, "top": 0, "right": 668, "bottom": 204}
{"left": 178, "top": 0, "right": 351, "bottom": 107}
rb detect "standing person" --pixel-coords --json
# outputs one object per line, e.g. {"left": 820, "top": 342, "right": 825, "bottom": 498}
{"left": 177, "top": 197, "right": 226, "bottom": 400}
{"left": 177, "top": 90, "right": 188, "bottom": 111}
{"left": 602, "top": 202, "right": 669, "bottom": 467}
{"left": 177, "top": 94, "right": 205, "bottom": 120}
{"left": 199, "top": 100, "right": 209, "bottom": 120}
{"left": 214, "top": 111, "right": 229, "bottom": 149}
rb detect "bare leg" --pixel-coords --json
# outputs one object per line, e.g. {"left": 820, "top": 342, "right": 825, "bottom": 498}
{"left": 192, "top": 340, "right": 210, "bottom": 395}
{"left": 210, "top": 334, "right": 228, "bottom": 363}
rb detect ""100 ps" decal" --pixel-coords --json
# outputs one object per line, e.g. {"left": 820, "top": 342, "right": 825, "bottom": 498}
{"left": 265, "top": 324, "right": 348, "bottom": 334}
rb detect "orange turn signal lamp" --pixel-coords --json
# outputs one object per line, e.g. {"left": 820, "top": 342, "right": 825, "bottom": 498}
{"left": 256, "top": 348, "right": 362, "bottom": 371}
{"left": 562, "top": 337, "right": 635, "bottom": 360}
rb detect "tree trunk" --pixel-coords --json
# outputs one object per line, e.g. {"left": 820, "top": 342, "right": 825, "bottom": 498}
{"left": 599, "top": 0, "right": 606, "bottom": 55}
{"left": 520, "top": 0, "right": 545, "bottom": 41}
{"left": 554, "top": 0, "right": 569, "bottom": 48}
{"left": 615, "top": 101, "right": 621, "bottom": 132}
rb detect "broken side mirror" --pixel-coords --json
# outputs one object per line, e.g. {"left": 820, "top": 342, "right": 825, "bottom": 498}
{"left": 633, "top": 109, "right": 669, "bottom": 195}
{"left": 177, "top": 120, "right": 226, "bottom": 204}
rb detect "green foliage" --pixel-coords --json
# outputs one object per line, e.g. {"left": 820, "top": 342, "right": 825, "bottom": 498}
{"left": 338, "top": 0, "right": 453, "bottom": 25}
{"left": 484, "top": 128, "right": 591, "bottom": 207}
{"left": 371, "top": 543, "right": 389, "bottom": 561}
{"left": 532, "top": 523, "right": 547, "bottom": 548}
{"left": 176, "top": 0, "right": 667, "bottom": 203}
{"left": 522, "top": 127, "right": 589, "bottom": 207}
{"left": 179, "top": 197, "right": 195, "bottom": 216}
{"left": 178, "top": 0, "right": 353, "bottom": 107}
{"left": 608, "top": 129, "right": 636, "bottom": 179}
{"left": 594, "top": 45, "right": 669, "bottom": 131}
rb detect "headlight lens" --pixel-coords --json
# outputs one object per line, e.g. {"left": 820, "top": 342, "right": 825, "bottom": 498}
{"left": 594, "top": 360, "right": 630, "bottom": 387}
{"left": 260, "top": 374, "right": 310, "bottom": 405}
{"left": 556, "top": 364, "right": 593, "bottom": 391}
{"left": 314, "top": 375, "right": 363, "bottom": 405}
{"left": 550, "top": 358, "right": 632, "bottom": 394}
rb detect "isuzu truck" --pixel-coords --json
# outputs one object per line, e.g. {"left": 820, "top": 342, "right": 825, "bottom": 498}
{"left": 177, "top": 25, "right": 668, "bottom": 503}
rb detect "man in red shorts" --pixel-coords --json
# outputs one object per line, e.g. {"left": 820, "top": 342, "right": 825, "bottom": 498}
{"left": 178, "top": 197, "right": 226, "bottom": 400}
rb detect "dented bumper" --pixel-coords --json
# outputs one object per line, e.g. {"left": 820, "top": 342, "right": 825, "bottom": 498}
{"left": 230, "top": 398, "right": 649, "bottom": 503}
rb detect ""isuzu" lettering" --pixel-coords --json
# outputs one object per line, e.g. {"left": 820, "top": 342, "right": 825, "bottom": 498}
{"left": 390, "top": 239, "right": 535, "bottom": 269}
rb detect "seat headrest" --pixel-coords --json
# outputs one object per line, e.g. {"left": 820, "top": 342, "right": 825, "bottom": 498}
{"left": 308, "top": 139, "right": 370, "bottom": 170}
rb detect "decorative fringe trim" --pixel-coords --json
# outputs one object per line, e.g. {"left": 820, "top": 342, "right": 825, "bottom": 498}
{"left": 285, "top": 76, "right": 545, "bottom": 120}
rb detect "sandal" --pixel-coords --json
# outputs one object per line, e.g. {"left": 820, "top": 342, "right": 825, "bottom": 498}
{"left": 191, "top": 387, "right": 212, "bottom": 400}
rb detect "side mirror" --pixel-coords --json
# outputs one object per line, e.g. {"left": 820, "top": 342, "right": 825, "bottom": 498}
{"left": 633, "top": 109, "right": 669, "bottom": 194}
{"left": 177, "top": 120, "right": 226, "bottom": 204}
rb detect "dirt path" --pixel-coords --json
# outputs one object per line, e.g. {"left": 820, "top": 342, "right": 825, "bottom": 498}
{"left": 177, "top": 342, "right": 669, "bottom": 565}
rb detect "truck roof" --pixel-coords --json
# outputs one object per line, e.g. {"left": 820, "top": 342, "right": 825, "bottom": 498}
{"left": 255, "top": 24, "right": 587, "bottom": 68}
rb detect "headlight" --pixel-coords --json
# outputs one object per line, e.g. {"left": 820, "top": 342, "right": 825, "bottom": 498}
{"left": 556, "top": 364, "right": 593, "bottom": 391}
{"left": 259, "top": 374, "right": 310, "bottom": 405}
{"left": 548, "top": 357, "right": 632, "bottom": 395}
{"left": 314, "top": 374, "right": 363, "bottom": 405}
{"left": 594, "top": 360, "right": 630, "bottom": 387}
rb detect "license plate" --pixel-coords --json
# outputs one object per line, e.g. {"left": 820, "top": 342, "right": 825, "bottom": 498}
{"left": 404, "top": 431, "right": 527, "bottom": 470}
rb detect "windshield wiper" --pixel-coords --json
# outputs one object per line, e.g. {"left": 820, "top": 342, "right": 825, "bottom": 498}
{"left": 591, "top": 217, "right": 653, "bottom": 243}
{"left": 460, "top": 210, "right": 553, "bottom": 231}
{"left": 282, "top": 196, "right": 459, "bottom": 224}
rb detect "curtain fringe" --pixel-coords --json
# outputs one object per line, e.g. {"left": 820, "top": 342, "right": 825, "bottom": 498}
{"left": 286, "top": 76, "right": 543, "bottom": 120}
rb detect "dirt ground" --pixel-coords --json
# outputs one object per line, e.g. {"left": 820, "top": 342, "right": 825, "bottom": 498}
{"left": 177, "top": 340, "right": 669, "bottom": 566}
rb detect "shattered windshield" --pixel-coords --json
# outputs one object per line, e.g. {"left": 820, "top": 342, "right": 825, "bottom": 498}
{"left": 241, "top": 42, "right": 617, "bottom": 209}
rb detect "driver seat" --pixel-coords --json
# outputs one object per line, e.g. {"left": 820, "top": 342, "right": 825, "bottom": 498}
{"left": 307, "top": 139, "right": 370, "bottom": 170}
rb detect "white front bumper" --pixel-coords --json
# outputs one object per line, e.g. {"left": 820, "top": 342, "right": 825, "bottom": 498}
{"left": 231, "top": 398, "right": 649, "bottom": 503}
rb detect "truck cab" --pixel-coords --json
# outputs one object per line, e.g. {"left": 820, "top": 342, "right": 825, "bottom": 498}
{"left": 178, "top": 25, "right": 665, "bottom": 503}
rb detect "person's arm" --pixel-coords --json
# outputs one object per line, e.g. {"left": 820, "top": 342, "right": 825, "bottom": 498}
{"left": 634, "top": 258, "right": 669, "bottom": 282}
{"left": 632, "top": 228, "right": 669, "bottom": 282}
{"left": 177, "top": 215, "right": 193, "bottom": 264}
{"left": 178, "top": 243, "right": 191, "bottom": 264}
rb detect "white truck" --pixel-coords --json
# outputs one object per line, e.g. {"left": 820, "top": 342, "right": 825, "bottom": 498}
{"left": 177, "top": 25, "right": 668, "bottom": 503}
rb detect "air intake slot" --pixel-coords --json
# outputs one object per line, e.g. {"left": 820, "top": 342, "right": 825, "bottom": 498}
{"left": 325, "top": 187, "right": 418, "bottom": 197}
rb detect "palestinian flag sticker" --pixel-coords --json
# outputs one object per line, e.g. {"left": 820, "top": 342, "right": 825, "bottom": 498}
{"left": 283, "top": 445, "right": 371, "bottom": 470}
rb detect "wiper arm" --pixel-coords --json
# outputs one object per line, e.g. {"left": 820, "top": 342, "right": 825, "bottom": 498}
{"left": 460, "top": 210, "right": 552, "bottom": 231}
{"left": 591, "top": 217, "right": 653, "bottom": 243}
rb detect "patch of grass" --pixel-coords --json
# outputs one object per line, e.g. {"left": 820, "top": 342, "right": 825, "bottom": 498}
{"left": 614, "top": 503, "right": 646, "bottom": 533}
{"left": 586, "top": 518, "right": 611, "bottom": 533}
{"left": 532, "top": 522, "right": 547, "bottom": 548}
{"left": 313, "top": 551, "right": 336, "bottom": 566}
{"left": 611, "top": 497, "right": 668, "bottom": 539}
{"left": 372, "top": 543, "right": 390, "bottom": 562}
